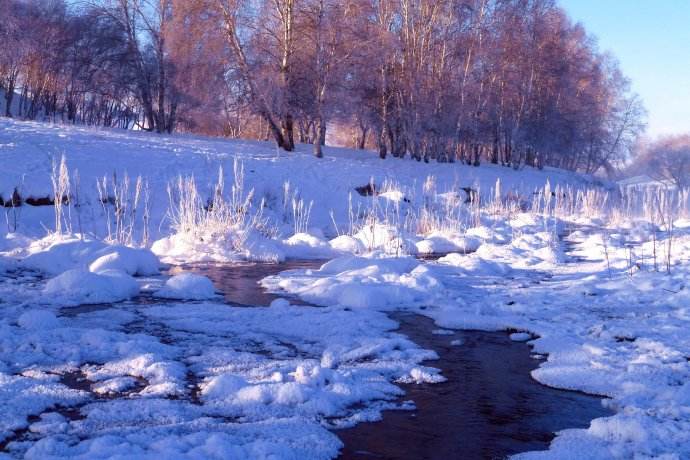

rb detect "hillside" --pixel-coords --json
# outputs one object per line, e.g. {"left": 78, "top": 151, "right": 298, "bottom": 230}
{"left": 1, "top": 118, "right": 689, "bottom": 459}
{"left": 0, "top": 118, "right": 599, "bottom": 241}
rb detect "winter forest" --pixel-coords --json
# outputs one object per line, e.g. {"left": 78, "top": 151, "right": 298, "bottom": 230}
{"left": 1, "top": 1, "right": 690, "bottom": 459}
{"left": 1, "top": 0, "right": 644, "bottom": 170}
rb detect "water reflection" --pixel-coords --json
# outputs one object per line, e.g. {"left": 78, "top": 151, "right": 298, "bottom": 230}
{"left": 337, "top": 313, "right": 612, "bottom": 459}
{"left": 170, "top": 260, "right": 326, "bottom": 306}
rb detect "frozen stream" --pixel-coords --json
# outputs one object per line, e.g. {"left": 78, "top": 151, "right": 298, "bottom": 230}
{"left": 182, "top": 260, "right": 612, "bottom": 459}
{"left": 1, "top": 258, "right": 611, "bottom": 458}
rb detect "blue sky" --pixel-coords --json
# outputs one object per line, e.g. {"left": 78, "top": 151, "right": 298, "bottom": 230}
{"left": 559, "top": 0, "right": 690, "bottom": 138}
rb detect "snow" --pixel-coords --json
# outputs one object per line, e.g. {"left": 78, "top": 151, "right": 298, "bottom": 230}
{"left": 1, "top": 117, "right": 689, "bottom": 458}
{"left": 0, "top": 117, "right": 596, "bottom": 263}
{"left": 509, "top": 332, "right": 532, "bottom": 342}
{"left": 154, "top": 273, "right": 217, "bottom": 300}
{"left": 415, "top": 231, "right": 481, "bottom": 255}
{"left": 281, "top": 233, "right": 338, "bottom": 259}
{"left": 262, "top": 254, "right": 442, "bottom": 310}
{"left": 328, "top": 235, "right": 365, "bottom": 254}
{"left": 265, "top": 215, "right": 690, "bottom": 459}
{"left": 17, "top": 310, "right": 60, "bottom": 330}
{"left": 19, "top": 236, "right": 160, "bottom": 277}
{"left": 43, "top": 269, "right": 140, "bottom": 306}
{"left": 88, "top": 248, "right": 160, "bottom": 276}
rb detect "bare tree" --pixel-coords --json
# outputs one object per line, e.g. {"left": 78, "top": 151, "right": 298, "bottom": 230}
{"left": 1, "top": 0, "right": 645, "bottom": 171}
{"left": 638, "top": 135, "right": 690, "bottom": 190}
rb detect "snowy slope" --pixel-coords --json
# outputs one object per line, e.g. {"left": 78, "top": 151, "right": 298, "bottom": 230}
{"left": 0, "top": 118, "right": 599, "bottom": 240}
{"left": 3, "top": 117, "right": 689, "bottom": 459}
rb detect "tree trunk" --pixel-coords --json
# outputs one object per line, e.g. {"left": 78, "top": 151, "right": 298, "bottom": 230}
{"left": 358, "top": 125, "right": 369, "bottom": 150}
{"left": 261, "top": 109, "right": 287, "bottom": 148}
{"left": 4, "top": 75, "right": 15, "bottom": 117}
{"left": 281, "top": 114, "right": 295, "bottom": 151}
{"left": 313, "top": 116, "right": 326, "bottom": 158}
{"left": 378, "top": 128, "right": 387, "bottom": 159}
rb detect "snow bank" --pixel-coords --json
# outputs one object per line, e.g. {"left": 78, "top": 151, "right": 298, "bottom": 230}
{"left": 262, "top": 254, "right": 442, "bottom": 309}
{"left": 282, "top": 232, "right": 338, "bottom": 259}
{"left": 20, "top": 236, "right": 160, "bottom": 276}
{"left": 152, "top": 230, "right": 287, "bottom": 264}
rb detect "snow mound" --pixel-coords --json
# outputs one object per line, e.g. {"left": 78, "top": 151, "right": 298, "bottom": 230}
{"left": 21, "top": 236, "right": 159, "bottom": 276}
{"left": 155, "top": 273, "right": 217, "bottom": 300}
{"left": 88, "top": 248, "right": 160, "bottom": 276}
{"left": 152, "top": 230, "right": 286, "bottom": 264}
{"left": 329, "top": 235, "right": 365, "bottom": 254}
{"left": 438, "top": 253, "right": 511, "bottom": 276}
{"left": 416, "top": 232, "right": 481, "bottom": 255}
{"left": 43, "top": 269, "right": 139, "bottom": 305}
{"left": 17, "top": 310, "right": 59, "bottom": 330}
{"left": 352, "top": 223, "right": 418, "bottom": 255}
{"left": 262, "top": 255, "right": 442, "bottom": 309}
{"left": 282, "top": 233, "right": 337, "bottom": 259}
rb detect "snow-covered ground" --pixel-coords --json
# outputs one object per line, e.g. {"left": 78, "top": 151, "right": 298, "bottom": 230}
{"left": 1, "top": 117, "right": 689, "bottom": 459}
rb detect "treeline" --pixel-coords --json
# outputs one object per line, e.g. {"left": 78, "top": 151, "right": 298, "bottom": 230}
{"left": 0, "top": 0, "right": 644, "bottom": 172}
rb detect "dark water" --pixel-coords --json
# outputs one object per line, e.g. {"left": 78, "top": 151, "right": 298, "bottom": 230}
{"left": 48, "top": 259, "right": 611, "bottom": 460}
{"left": 181, "top": 262, "right": 612, "bottom": 460}
{"left": 169, "top": 259, "right": 327, "bottom": 306}
{"left": 337, "top": 313, "right": 611, "bottom": 460}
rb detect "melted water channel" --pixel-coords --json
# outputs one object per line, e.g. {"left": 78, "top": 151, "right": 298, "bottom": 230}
{"left": 185, "top": 261, "right": 612, "bottom": 460}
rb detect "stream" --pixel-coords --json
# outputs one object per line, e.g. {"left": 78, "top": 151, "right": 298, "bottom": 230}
{"left": 3, "top": 258, "right": 611, "bottom": 459}
{"left": 182, "top": 260, "right": 612, "bottom": 460}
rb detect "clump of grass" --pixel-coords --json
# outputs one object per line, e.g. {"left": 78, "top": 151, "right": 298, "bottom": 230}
{"left": 166, "top": 158, "right": 273, "bottom": 252}
{"left": 51, "top": 154, "right": 72, "bottom": 236}
{"left": 97, "top": 171, "right": 149, "bottom": 246}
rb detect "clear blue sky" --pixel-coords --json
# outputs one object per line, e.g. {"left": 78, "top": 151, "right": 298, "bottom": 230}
{"left": 559, "top": 0, "right": 690, "bottom": 138}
